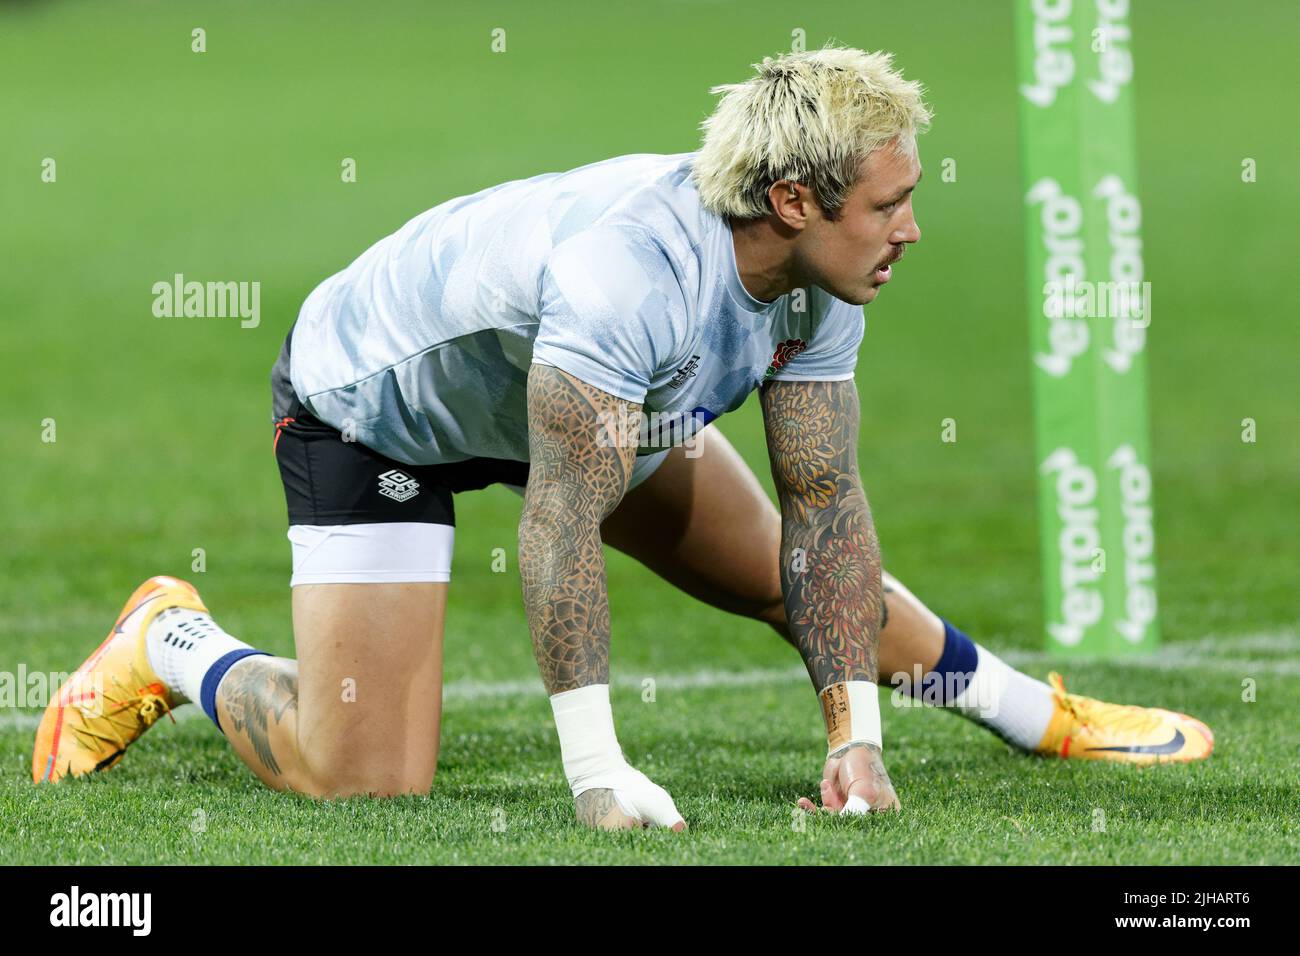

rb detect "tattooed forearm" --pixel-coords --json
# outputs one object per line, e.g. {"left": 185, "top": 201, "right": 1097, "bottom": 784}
{"left": 219, "top": 657, "right": 298, "bottom": 776}
{"left": 519, "top": 363, "right": 640, "bottom": 694}
{"left": 761, "top": 378, "right": 882, "bottom": 690}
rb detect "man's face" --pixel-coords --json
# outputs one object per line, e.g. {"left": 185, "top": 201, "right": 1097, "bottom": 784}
{"left": 795, "top": 138, "right": 922, "bottom": 306}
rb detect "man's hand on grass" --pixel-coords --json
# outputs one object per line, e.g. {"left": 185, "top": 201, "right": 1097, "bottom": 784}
{"left": 798, "top": 742, "right": 900, "bottom": 815}
{"left": 574, "top": 766, "right": 687, "bottom": 831}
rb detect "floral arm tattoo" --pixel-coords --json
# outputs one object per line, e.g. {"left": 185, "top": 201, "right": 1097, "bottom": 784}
{"left": 519, "top": 363, "right": 640, "bottom": 694}
{"left": 760, "top": 378, "right": 882, "bottom": 690}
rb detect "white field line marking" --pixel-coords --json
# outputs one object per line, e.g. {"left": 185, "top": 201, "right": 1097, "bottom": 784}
{"left": 1145, "top": 630, "right": 1299, "bottom": 656}
{"left": 0, "top": 667, "right": 811, "bottom": 732}
{"left": 3, "top": 628, "right": 1296, "bottom": 732}
{"left": 1002, "top": 650, "right": 1300, "bottom": 677}
{"left": 442, "top": 666, "right": 809, "bottom": 702}
{"left": 1001, "top": 628, "right": 1300, "bottom": 675}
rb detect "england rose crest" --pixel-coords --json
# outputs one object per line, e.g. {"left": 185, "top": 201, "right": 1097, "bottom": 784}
{"left": 764, "top": 338, "right": 807, "bottom": 378}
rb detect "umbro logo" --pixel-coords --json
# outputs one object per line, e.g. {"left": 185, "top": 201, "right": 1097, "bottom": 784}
{"left": 668, "top": 355, "right": 701, "bottom": 389}
{"left": 377, "top": 469, "right": 420, "bottom": 502}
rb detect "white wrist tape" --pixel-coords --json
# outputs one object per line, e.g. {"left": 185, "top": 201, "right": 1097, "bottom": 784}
{"left": 549, "top": 683, "right": 627, "bottom": 797}
{"left": 818, "top": 680, "right": 882, "bottom": 755}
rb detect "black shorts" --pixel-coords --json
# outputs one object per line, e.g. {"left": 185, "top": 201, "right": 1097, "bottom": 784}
{"left": 270, "top": 325, "right": 531, "bottom": 530}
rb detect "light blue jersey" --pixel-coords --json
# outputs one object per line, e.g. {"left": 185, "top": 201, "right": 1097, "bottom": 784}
{"left": 288, "top": 152, "right": 865, "bottom": 484}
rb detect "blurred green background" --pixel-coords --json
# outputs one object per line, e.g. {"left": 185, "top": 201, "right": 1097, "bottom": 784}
{"left": 0, "top": 0, "right": 1296, "bottom": 864}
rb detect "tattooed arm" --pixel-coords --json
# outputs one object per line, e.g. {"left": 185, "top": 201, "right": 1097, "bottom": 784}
{"left": 761, "top": 377, "right": 881, "bottom": 685}
{"left": 519, "top": 362, "right": 686, "bottom": 830}
{"left": 761, "top": 377, "right": 900, "bottom": 812}
{"left": 519, "top": 363, "right": 638, "bottom": 693}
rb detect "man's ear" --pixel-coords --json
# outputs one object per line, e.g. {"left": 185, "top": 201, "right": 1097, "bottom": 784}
{"left": 767, "top": 179, "right": 811, "bottom": 230}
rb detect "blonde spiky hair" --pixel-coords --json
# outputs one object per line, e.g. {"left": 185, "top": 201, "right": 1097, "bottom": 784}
{"left": 692, "top": 46, "right": 932, "bottom": 221}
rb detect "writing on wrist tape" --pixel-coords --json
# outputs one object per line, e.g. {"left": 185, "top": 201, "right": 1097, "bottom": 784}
{"left": 818, "top": 680, "right": 882, "bottom": 755}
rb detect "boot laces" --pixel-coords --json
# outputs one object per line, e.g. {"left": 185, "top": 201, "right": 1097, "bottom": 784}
{"left": 70, "top": 674, "right": 173, "bottom": 752}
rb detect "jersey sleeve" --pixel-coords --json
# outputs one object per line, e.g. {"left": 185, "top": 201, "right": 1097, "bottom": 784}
{"left": 769, "top": 295, "right": 865, "bottom": 382}
{"left": 532, "top": 226, "right": 688, "bottom": 404}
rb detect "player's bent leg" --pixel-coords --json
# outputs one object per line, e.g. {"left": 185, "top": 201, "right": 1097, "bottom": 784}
{"left": 32, "top": 573, "right": 449, "bottom": 795}
{"left": 214, "top": 581, "right": 447, "bottom": 797}
{"left": 256, "top": 343, "right": 458, "bottom": 795}
{"left": 870, "top": 577, "right": 1213, "bottom": 764}
{"left": 602, "top": 426, "right": 1213, "bottom": 765}
{"left": 33, "top": 326, "right": 463, "bottom": 791}
{"left": 298, "top": 582, "right": 444, "bottom": 796}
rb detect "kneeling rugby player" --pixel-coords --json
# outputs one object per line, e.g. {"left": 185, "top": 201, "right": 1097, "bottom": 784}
{"left": 33, "top": 47, "right": 1213, "bottom": 827}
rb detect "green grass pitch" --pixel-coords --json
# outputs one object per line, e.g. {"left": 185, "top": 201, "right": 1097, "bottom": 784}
{"left": 1, "top": 0, "right": 1296, "bottom": 864}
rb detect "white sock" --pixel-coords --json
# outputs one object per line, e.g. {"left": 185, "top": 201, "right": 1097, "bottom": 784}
{"left": 950, "top": 644, "right": 1057, "bottom": 750}
{"left": 145, "top": 608, "right": 255, "bottom": 706}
